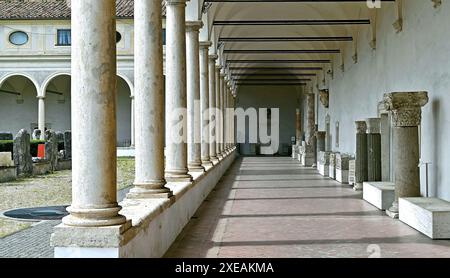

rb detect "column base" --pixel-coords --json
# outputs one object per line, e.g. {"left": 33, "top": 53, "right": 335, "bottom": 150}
{"left": 188, "top": 164, "right": 206, "bottom": 173}
{"left": 386, "top": 203, "right": 399, "bottom": 219}
{"left": 353, "top": 183, "right": 363, "bottom": 191}
{"left": 165, "top": 171, "right": 193, "bottom": 183}
{"left": 210, "top": 156, "right": 219, "bottom": 164}
{"left": 202, "top": 160, "right": 214, "bottom": 167}
{"left": 62, "top": 205, "right": 128, "bottom": 227}
{"left": 127, "top": 184, "right": 173, "bottom": 199}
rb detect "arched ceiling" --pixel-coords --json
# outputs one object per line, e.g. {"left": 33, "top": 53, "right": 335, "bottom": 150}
{"left": 203, "top": 0, "right": 395, "bottom": 87}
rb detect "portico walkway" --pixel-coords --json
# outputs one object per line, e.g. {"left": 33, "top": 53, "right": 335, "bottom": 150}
{"left": 165, "top": 156, "right": 450, "bottom": 258}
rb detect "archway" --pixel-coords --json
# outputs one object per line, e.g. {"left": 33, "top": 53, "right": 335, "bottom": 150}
{"left": 116, "top": 75, "right": 133, "bottom": 147}
{"left": 0, "top": 74, "right": 39, "bottom": 135}
{"left": 42, "top": 73, "right": 72, "bottom": 133}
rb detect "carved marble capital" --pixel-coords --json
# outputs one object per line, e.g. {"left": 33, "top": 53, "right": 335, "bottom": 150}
{"left": 355, "top": 121, "right": 367, "bottom": 134}
{"left": 185, "top": 21, "right": 203, "bottom": 31}
{"left": 383, "top": 92, "right": 429, "bottom": 127}
{"left": 365, "top": 118, "right": 381, "bottom": 134}
{"left": 319, "top": 89, "right": 329, "bottom": 108}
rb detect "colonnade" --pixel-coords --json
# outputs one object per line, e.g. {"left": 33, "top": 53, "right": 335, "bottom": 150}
{"left": 62, "top": 0, "right": 236, "bottom": 227}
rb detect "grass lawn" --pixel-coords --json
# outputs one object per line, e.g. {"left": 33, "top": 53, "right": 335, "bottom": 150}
{"left": 0, "top": 157, "right": 135, "bottom": 238}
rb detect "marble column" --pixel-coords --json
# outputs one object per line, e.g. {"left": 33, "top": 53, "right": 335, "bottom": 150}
{"left": 208, "top": 55, "right": 219, "bottom": 163}
{"left": 215, "top": 66, "right": 223, "bottom": 159}
{"left": 128, "top": 0, "right": 171, "bottom": 198}
{"left": 219, "top": 72, "right": 227, "bottom": 157}
{"left": 295, "top": 108, "right": 302, "bottom": 145}
{"left": 165, "top": 0, "right": 192, "bottom": 182}
{"left": 130, "top": 96, "right": 135, "bottom": 147}
{"left": 37, "top": 96, "right": 46, "bottom": 140}
{"left": 199, "top": 41, "right": 213, "bottom": 167}
{"left": 384, "top": 91, "right": 429, "bottom": 218}
{"left": 62, "top": 0, "right": 127, "bottom": 226}
{"left": 354, "top": 121, "right": 368, "bottom": 191}
{"left": 306, "top": 93, "right": 315, "bottom": 145}
{"left": 186, "top": 21, "right": 204, "bottom": 173}
{"left": 366, "top": 118, "right": 382, "bottom": 182}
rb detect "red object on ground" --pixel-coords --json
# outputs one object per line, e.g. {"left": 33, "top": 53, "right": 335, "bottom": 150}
{"left": 37, "top": 144, "right": 45, "bottom": 159}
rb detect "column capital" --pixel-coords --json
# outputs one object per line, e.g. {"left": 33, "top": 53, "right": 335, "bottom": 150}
{"left": 199, "top": 41, "right": 212, "bottom": 49}
{"left": 365, "top": 118, "right": 381, "bottom": 134}
{"left": 209, "top": 54, "right": 219, "bottom": 61}
{"left": 165, "top": 0, "right": 188, "bottom": 6}
{"left": 383, "top": 91, "right": 429, "bottom": 127}
{"left": 186, "top": 20, "right": 203, "bottom": 31}
{"left": 215, "top": 65, "right": 222, "bottom": 70}
{"left": 220, "top": 72, "right": 227, "bottom": 78}
{"left": 355, "top": 121, "right": 367, "bottom": 134}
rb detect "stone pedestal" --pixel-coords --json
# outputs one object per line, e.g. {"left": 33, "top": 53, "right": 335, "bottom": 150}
{"left": 329, "top": 152, "right": 338, "bottom": 180}
{"left": 336, "top": 153, "right": 350, "bottom": 184}
{"left": 299, "top": 143, "right": 314, "bottom": 167}
{"left": 354, "top": 121, "right": 368, "bottom": 191}
{"left": 349, "top": 159, "right": 356, "bottom": 185}
{"left": 315, "top": 131, "right": 326, "bottom": 165}
{"left": 318, "top": 151, "right": 331, "bottom": 177}
{"left": 0, "top": 152, "right": 16, "bottom": 183}
{"left": 363, "top": 182, "right": 395, "bottom": 210}
{"left": 366, "top": 118, "right": 382, "bottom": 182}
{"left": 384, "top": 91, "right": 428, "bottom": 219}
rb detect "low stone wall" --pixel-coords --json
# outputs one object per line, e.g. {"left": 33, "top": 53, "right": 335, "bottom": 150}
{"left": 56, "top": 159, "right": 72, "bottom": 171}
{"left": 52, "top": 149, "right": 238, "bottom": 258}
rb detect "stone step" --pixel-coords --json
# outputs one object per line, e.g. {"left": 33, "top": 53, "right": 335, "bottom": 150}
{"left": 399, "top": 197, "right": 450, "bottom": 239}
{"left": 363, "top": 182, "right": 395, "bottom": 210}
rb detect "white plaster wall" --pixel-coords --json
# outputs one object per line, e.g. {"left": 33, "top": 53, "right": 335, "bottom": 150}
{"left": 46, "top": 75, "right": 71, "bottom": 133}
{"left": 236, "top": 85, "right": 302, "bottom": 155}
{"left": 325, "top": 0, "right": 450, "bottom": 200}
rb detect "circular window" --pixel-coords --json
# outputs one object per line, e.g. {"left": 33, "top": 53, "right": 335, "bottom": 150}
{"left": 9, "top": 31, "right": 29, "bottom": 46}
{"left": 116, "top": 31, "right": 122, "bottom": 43}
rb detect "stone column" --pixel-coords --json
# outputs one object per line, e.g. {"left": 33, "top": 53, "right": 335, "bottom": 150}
{"left": 208, "top": 55, "right": 219, "bottom": 163}
{"left": 130, "top": 96, "right": 135, "bottom": 147}
{"left": 306, "top": 93, "right": 315, "bottom": 145}
{"left": 128, "top": 0, "right": 171, "bottom": 199}
{"left": 200, "top": 41, "right": 213, "bottom": 167}
{"left": 295, "top": 108, "right": 302, "bottom": 145}
{"left": 37, "top": 96, "right": 45, "bottom": 140}
{"left": 222, "top": 76, "right": 228, "bottom": 154}
{"left": 354, "top": 121, "right": 368, "bottom": 191}
{"left": 215, "top": 66, "right": 223, "bottom": 159}
{"left": 63, "top": 0, "right": 127, "bottom": 226}
{"left": 384, "top": 91, "right": 429, "bottom": 218}
{"left": 186, "top": 21, "right": 204, "bottom": 173}
{"left": 165, "top": 0, "right": 192, "bottom": 182}
{"left": 366, "top": 118, "right": 382, "bottom": 182}
{"left": 219, "top": 71, "right": 226, "bottom": 157}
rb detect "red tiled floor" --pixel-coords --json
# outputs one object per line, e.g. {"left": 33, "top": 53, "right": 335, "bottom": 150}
{"left": 164, "top": 157, "right": 450, "bottom": 258}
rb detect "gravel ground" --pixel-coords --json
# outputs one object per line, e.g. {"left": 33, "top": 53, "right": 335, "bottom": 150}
{"left": 0, "top": 157, "right": 135, "bottom": 238}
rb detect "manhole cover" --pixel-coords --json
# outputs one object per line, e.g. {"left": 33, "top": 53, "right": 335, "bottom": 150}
{"left": 3, "top": 206, "right": 69, "bottom": 220}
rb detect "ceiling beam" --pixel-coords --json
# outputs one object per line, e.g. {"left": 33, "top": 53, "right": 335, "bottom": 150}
{"left": 236, "top": 83, "right": 308, "bottom": 86}
{"left": 227, "top": 59, "right": 331, "bottom": 63}
{"left": 233, "top": 78, "right": 312, "bottom": 81}
{"left": 214, "top": 19, "right": 370, "bottom": 26}
{"left": 232, "top": 73, "right": 317, "bottom": 76}
{"left": 206, "top": 0, "right": 394, "bottom": 2}
{"left": 219, "top": 36, "right": 353, "bottom": 42}
{"left": 224, "top": 49, "right": 340, "bottom": 54}
{"left": 229, "top": 67, "right": 323, "bottom": 71}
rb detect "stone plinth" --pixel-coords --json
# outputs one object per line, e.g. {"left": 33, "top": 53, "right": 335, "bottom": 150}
{"left": 32, "top": 160, "right": 53, "bottom": 176}
{"left": 0, "top": 152, "right": 16, "bottom": 182}
{"left": 329, "top": 152, "right": 338, "bottom": 180}
{"left": 335, "top": 153, "right": 350, "bottom": 184}
{"left": 399, "top": 197, "right": 450, "bottom": 239}
{"left": 363, "top": 182, "right": 395, "bottom": 210}
{"left": 318, "top": 151, "right": 331, "bottom": 177}
{"left": 299, "top": 143, "right": 314, "bottom": 167}
{"left": 354, "top": 121, "right": 367, "bottom": 191}
{"left": 349, "top": 159, "right": 356, "bottom": 185}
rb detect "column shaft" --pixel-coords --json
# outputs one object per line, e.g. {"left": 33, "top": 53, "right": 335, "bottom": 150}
{"left": 129, "top": 0, "right": 171, "bottom": 198}
{"left": 295, "top": 108, "right": 302, "bottom": 145}
{"left": 38, "top": 96, "right": 45, "bottom": 140}
{"left": 366, "top": 118, "right": 382, "bottom": 182}
{"left": 63, "top": 0, "right": 126, "bottom": 226}
{"left": 186, "top": 21, "right": 204, "bottom": 172}
{"left": 130, "top": 97, "right": 135, "bottom": 147}
{"left": 215, "top": 67, "right": 223, "bottom": 159}
{"left": 208, "top": 55, "right": 218, "bottom": 161}
{"left": 354, "top": 121, "right": 368, "bottom": 191}
{"left": 200, "top": 42, "right": 212, "bottom": 166}
{"left": 165, "top": 0, "right": 192, "bottom": 182}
